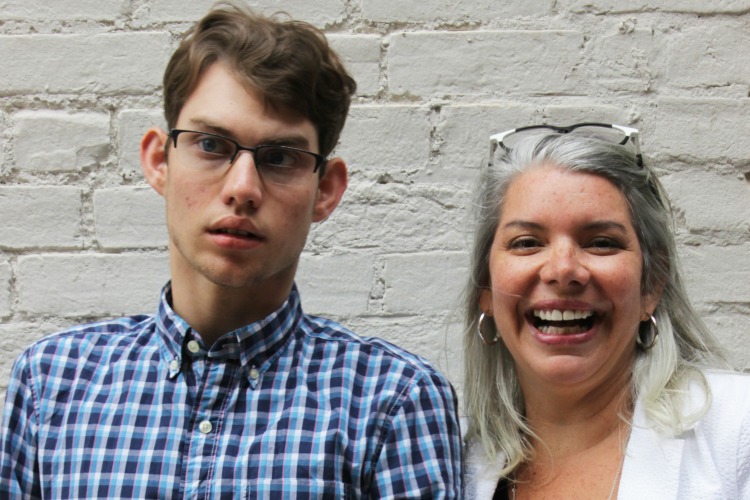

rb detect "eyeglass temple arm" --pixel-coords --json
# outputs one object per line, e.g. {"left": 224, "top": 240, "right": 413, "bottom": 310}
{"left": 610, "top": 124, "right": 644, "bottom": 167}
{"left": 488, "top": 129, "right": 518, "bottom": 166}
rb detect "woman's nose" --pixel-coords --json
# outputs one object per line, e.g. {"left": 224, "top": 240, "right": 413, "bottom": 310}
{"left": 539, "top": 242, "right": 590, "bottom": 289}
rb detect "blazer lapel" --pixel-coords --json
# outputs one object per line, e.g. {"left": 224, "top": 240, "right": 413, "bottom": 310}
{"left": 618, "top": 400, "right": 685, "bottom": 499}
{"left": 465, "top": 440, "right": 506, "bottom": 500}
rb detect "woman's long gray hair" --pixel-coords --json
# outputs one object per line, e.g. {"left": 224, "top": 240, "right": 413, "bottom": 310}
{"left": 463, "top": 131, "right": 729, "bottom": 474}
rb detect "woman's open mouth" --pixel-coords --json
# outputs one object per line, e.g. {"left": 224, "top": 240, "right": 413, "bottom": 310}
{"left": 530, "top": 309, "right": 597, "bottom": 335}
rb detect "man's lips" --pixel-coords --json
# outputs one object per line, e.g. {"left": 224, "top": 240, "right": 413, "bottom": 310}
{"left": 207, "top": 217, "right": 264, "bottom": 248}
{"left": 209, "top": 227, "right": 259, "bottom": 239}
{"left": 207, "top": 217, "right": 263, "bottom": 239}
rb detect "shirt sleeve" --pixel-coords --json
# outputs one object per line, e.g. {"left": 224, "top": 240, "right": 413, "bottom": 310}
{"left": 0, "top": 350, "right": 42, "bottom": 500}
{"left": 370, "top": 372, "right": 463, "bottom": 499}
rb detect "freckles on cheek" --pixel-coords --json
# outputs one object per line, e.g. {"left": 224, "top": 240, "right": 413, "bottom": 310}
{"left": 180, "top": 184, "right": 208, "bottom": 209}
{"left": 183, "top": 195, "right": 197, "bottom": 209}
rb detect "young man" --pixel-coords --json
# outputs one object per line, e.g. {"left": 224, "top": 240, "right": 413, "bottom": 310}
{"left": 0, "top": 4, "right": 462, "bottom": 498}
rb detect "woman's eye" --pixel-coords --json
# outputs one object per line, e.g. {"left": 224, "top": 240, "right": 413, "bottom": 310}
{"left": 588, "top": 237, "right": 624, "bottom": 252}
{"left": 508, "top": 237, "right": 541, "bottom": 251}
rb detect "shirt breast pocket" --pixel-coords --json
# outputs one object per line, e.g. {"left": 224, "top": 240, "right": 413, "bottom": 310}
{"left": 244, "top": 479, "right": 354, "bottom": 499}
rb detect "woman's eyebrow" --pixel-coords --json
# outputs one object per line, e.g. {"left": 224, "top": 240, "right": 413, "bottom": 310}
{"left": 581, "top": 221, "right": 629, "bottom": 233}
{"left": 501, "top": 220, "right": 543, "bottom": 230}
{"left": 500, "top": 220, "right": 629, "bottom": 232}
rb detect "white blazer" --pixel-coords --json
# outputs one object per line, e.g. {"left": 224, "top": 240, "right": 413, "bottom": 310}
{"left": 465, "top": 371, "right": 750, "bottom": 499}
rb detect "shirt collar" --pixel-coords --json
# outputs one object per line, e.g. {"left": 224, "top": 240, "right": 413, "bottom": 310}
{"left": 154, "top": 283, "right": 188, "bottom": 378}
{"left": 154, "top": 281, "right": 302, "bottom": 380}
{"left": 217, "top": 286, "right": 302, "bottom": 372}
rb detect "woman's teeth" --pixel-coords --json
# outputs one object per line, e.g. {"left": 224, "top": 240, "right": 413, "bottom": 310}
{"left": 532, "top": 309, "right": 596, "bottom": 334}
{"left": 533, "top": 309, "right": 594, "bottom": 321}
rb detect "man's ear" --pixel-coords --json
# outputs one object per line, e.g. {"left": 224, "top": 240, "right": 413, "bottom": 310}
{"left": 312, "top": 156, "right": 347, "bottom": 222}
{"left": 140, "top": 127, "right": 169, "bottom": 196}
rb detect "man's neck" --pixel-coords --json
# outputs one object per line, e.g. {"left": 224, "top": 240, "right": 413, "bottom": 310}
{"left": 169, "top": 274, "right": 293, "bottom": 347}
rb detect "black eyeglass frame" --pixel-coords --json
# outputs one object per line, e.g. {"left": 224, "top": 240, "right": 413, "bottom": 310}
{"left": 168, "top": 128, "right": 328, "bottom": 174}
{"left": 488, "top": 122, "right": 643, "bottom": 168}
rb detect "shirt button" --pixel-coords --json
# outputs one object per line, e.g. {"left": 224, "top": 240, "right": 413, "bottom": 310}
{"left": 169, "top": 359, "right": 180, "bottom": 371}
{"left": 187, "top": 340, "right": 200, "bottom": 353}
{"left": 249, "top": 368, "right": 260, "bottom": 380}
{"left": 198, "top": 420, "right": 212, "bottom": 434}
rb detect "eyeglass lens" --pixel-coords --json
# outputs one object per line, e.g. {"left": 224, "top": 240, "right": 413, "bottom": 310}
{"left": 172, "top": 130, "right": 320, "bottom": 186}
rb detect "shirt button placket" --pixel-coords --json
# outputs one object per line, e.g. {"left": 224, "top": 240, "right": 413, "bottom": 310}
{"left": 187, "top": 340, "right": 201, "bottom": 354}
{"left": 198, "top": 420, "right": 212, "bottom": 434}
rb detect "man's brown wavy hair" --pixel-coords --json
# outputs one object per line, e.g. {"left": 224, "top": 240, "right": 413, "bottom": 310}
{"left": 163, "top": 1, "right": 356, "bottom": 158}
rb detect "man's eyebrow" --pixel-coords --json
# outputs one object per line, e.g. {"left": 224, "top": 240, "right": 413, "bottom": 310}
{"left": 259, "top": 135, "right": 313, "bottom": 148}
{"left": 185, "top": 118, "right": 313, "bottom": 149}
{"left": 186, "top": 118, "right": 232, "bottom": 137}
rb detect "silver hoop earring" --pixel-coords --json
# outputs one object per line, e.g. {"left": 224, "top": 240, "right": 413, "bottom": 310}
{"left": 636, "top": 313, "right": 659, "bottom": 350}
{"left": 477, "top": 312, "right": 499, "bottom": 345}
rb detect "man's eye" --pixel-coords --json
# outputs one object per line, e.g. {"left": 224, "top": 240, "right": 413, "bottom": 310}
{"left": 260, "top": 147, "right": 300, "bottom": 167}
{"left": 196, "top": 137, "right": 233, "bottom": 156}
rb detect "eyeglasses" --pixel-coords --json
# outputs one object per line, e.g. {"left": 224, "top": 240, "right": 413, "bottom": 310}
{"left": 488, "top": 122, "right": 643, "bottom": 168}
{"left": 168, "top": 129, "right": 327, "bottom": 186}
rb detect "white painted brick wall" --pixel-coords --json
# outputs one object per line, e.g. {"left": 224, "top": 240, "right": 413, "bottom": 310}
{"left": 116, "top": 110, "right": 166, "bottom": 176}
{"left": 0, "top": 33, "right": 171, "bottom": 94}
{"left": 1, "top": 2, "right": 749, "bottom": 408}
{"left": 93, "top": 187, "right": 167, "bottom": 249}
{"left": 0, "top": 186, "right": 82, "bottom": 249}
{"left": 387, "top": 31, "right": 585, "bottom": 96}
{"left": 567, "top": 0, "right": 750, "bottom": 14}
{"left": 14, "top": 111, "right": 110, "bottom": 173}
{"left": 0, "top": 1, "right": 126, "bottom": 20}
{"left": 16, "top": 253, "right": 169, "bottom": 316}
{"left": 0, "top": 261, "right": 10, "bottom": 318}
{"left": 362, "top": 0, "right": 554, "bottom": 21}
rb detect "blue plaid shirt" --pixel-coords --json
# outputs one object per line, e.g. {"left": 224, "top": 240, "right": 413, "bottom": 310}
{"left": 1, "top": 283, "right": 462, "bottom": 499}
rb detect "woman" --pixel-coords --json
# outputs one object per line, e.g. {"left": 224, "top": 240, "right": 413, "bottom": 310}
{"left": 463, "top": 123, "right": 750, "bottom": 499}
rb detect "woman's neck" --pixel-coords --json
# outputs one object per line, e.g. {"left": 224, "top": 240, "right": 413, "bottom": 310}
{"left": 511, "top": 378, "right": 633, "bottom": 499}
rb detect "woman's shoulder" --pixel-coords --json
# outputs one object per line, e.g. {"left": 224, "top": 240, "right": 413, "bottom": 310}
{"left": 693, "top": 369, "right": 750, "bottom": 432}
{"left": 701, "top": 370, "right": 750, "bottom": 405}
{"left": 703, "top": 369, "right": 750, "bottom": 384}
{"left": 684, "top": 370, "right": 750, "bottom": 495}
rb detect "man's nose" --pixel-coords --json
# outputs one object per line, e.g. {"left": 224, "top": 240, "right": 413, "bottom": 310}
{"left": 220, "top": 150, "right": 264, "bottom": 207}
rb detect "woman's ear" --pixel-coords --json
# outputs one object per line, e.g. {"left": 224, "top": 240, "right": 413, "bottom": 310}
{"left": 140, "top": 127, "right": 169, "bottom": 196}
{"left": 479, "top": 287, "right": 494, "bottom": 317}
{"left": 312, "top": 156, "right": 348, "bottom": 222}
{"left": 642, "top": 279, "right": 665, "bottom": 319}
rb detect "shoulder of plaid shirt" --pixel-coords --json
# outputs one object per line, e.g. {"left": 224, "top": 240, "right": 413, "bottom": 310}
{"left": 0, "top": 282, "right": 463, "bottom": 499}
